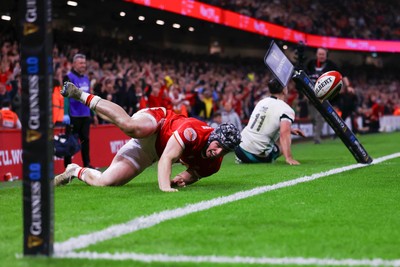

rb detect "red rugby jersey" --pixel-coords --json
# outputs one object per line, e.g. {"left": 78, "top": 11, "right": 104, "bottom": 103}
{"left": 156, "top": 112, "right": 223, "bottom": 178}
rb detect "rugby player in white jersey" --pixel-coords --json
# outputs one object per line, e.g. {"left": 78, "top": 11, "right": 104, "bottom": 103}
{"left": 235, "top": 79, "right": 305, "bottom": 165}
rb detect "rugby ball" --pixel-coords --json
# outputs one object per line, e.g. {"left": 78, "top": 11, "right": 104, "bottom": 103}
{"left": 314, "top": 71, "right": 343, "bottom": 101}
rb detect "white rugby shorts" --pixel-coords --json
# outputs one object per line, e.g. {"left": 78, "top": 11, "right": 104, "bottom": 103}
{"left": 116, "top": 134, "right": 159, "bottom": 174}
{"left": 115, "top": 108, "right": 166, "bottom": 173}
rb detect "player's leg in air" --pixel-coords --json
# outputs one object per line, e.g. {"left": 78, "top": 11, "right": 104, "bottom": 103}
{"left": 61, "top": 81, "right": 159, "bottom": 138}
{"left": 54, "top": 81, "right": 164, "bottom": 187}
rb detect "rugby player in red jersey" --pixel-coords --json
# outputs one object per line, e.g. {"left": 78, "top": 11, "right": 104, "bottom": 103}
{"left": 54, "top": 82, "right": 241, "bottom": 192}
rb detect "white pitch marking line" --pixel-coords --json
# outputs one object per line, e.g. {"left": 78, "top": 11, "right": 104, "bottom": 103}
{"left": 54, "top": 153, "right": 400, "bottom": 255}
{"left": 54, "top": 251, "right": 400, "bottom": 267}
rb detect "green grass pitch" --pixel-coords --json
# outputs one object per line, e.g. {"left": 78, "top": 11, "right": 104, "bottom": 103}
{"left": 1, "top": 132, "right": 399, "bottom": 267}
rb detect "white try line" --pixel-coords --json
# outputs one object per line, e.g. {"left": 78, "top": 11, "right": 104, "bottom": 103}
{"left": 54, "top": 251, "right": 400, "bottom": 267}
{"left": 54, "top": 153, "right": 400, "bottom": 265}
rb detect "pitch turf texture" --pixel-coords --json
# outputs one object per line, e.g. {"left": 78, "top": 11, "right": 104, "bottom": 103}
{"left": 1, "top": 132, "right": 399, "bottom": 267}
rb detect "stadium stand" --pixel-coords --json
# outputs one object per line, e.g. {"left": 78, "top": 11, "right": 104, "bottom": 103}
{"left": 198, "top": 0, "right": 400, "bottom": 40}
{"left": 0, "top": 0, "right": 399, "bottom": 131}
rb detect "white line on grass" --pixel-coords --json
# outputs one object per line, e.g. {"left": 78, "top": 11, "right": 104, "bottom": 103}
{"left": 54, "top": 153, "right": 400, "bottom": 266}
{"left": 54, "top": 251, "right": 400, "bottom": 267}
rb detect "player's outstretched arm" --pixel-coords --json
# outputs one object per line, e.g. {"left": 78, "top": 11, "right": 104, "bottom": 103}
{"left": 279, "top": 120, "right": 300, "bottom": 165}
{"left": 158, "top": 136, "right": 184, "bottom": 192}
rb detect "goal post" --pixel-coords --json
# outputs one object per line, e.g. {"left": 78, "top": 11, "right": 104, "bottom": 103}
{"left": 292, "top": 70, "right": 372, "bottom": 164}
{"left": 19, "top": 0, "right": 54, "bottom": 256}
{"left": 264, "top": 41, "right": 372, "bottom": 164}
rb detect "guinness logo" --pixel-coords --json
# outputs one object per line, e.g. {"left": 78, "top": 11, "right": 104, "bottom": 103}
{"left": 27, "top": 235, "right": 43, "bottom": 248}
{"left": 26, "top": 130, "right": 42, "bottom": 142}
{"left": 23, "top": 23, "right": 39, "bottom": 35}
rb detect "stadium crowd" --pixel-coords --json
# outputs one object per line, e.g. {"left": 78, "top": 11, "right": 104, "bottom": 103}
{"left": 1, "top": 38, "right": 399, "bottom": 134}
{"left": 199, "top": 0, "right": 400, "bottom": 40}
{"left": 1, "top": 0, "right": 400, "bottom": 133}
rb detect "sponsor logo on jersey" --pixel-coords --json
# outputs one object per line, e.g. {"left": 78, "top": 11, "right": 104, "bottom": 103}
{"left": 184, "top": 128, "right": 197, "bottom": 141}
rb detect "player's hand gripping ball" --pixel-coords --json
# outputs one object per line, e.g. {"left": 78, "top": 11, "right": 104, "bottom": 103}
{"left": 314, "top": 71, "right": 343, "bottom": 101}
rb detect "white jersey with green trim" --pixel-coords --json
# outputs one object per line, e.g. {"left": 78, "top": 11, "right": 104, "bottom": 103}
{"left": 240, "top": 96, "right": 295, "bottom": 155}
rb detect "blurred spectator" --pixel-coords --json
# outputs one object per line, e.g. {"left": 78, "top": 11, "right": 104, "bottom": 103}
{"left": 52, "top": 79, "right": 65, "bottom": 126}
{"left": 169, "top": 84, "right": 189, "bottom": 116}
{"left": 358, "top": 106, "right": 380, "bottom": 134}
{"left": 114, "top": 78, "right": 127, "bottom": 108}
{"left": 393, "top": 104, "right": 400, "bottom": 116}
{"left": 147, "top": 80, "right": 169, "bottom": 108}
{"left": 208, "top": 111, "right": 222, "bottom": 128}
{"left": 102, "top": 78, "right": 117, "bottom": 104}
{"left": 359, "top": 92, "right": 386, "bottom": 133}
{"left": 0, "top": 59, "right": 12, "bottom": 84}
{"left": 305, "top": 47, "right": 353, "bottom": 143}
{"left": 333, "top": 85, "right": 360, "bottom": 133}
{"left": 9, "top": 63, "right": 22, "bottom": 118}
{"left": 190, "top": 82, "right": 207, "bottom": 120}
{"left": 200, "top": 87, "right": 215, "bottom": 120}
{"left": 221, "top": 101, "right": 242, "bottom": 132}
{"left": 125, "top": 79, "right": 140, "bottom": 116}
{"left": 1, "top": 41, "right": 12, "bottom": 59}
{"left": 0, "top": 79, "right": 18, "bottom": 108}
{"left": 0, "top": 99, "right": 21, "bottom": 129}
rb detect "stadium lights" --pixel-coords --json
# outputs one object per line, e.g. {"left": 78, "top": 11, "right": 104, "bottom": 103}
{"left": 138, "top": 16, "right": 145, "bottom": 21}
{"left": 120, "top": 12, "right": 126, "bottom": 17}
{"left": 172, "top": 23, "right": 181, "bottom": 29}
{"left": 67, "top": 1, "right": 78, "bottom": 7}
{"left": 1, "top": 15, "right": 11, "bottom": 21}
{"left": 156, "top": 20, "right": 164, "bottom": 25}
{"left": 188, "top": 27, "right": 195, "bottom": 32}
{"left": 72, "top": 26, "right": 84, "bottom": 32}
